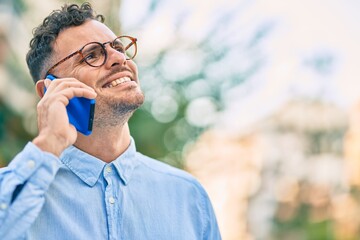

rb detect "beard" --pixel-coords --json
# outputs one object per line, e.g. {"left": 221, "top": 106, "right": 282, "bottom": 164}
{"left": 93, "top": 90, "right": 144, "bottom": 128}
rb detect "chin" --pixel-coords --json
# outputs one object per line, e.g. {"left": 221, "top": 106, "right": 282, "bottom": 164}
{"left": 94, "top": 93, "right": 144, "bottom": 126}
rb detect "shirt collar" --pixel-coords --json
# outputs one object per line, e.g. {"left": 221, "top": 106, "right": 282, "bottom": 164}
{"left": 112, "top": 138, "right": 139, "bottom": 185}
{"left": 60, "top": 137, "right": 138, "bottom": 187}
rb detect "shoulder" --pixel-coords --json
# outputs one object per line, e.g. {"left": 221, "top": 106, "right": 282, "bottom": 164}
{"left": 135, "top": 152, "right": 206, "bottom": 192}
{"left": 134, "top": 152, "right": 221, "bottom": 238}
{"left": 134, "top": 152, "right": 213, "bottom": 216}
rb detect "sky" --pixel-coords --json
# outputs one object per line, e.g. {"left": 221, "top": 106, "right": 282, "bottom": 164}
{"left": 120, "top": 0, "right": 360, "bottom": 134}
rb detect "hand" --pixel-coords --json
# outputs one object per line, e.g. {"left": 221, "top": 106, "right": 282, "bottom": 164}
{"left": 32, "top": 77, "right": 97, "bottom": 156}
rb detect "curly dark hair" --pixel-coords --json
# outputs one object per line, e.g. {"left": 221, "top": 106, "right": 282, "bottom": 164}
{"left": 26, "top": 2, "right": 104, "bottom": 83}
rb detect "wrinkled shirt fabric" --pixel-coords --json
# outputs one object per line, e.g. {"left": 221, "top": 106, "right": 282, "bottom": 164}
{"left": 0, "top": 138, "right": 221, "bottom": 240}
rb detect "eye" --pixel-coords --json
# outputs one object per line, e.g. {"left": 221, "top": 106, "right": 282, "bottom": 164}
{"left": 84, "top": 53, "right": 95, "bottom": 61}
{"left": 112, "top": 39, "right": 126, "bottom": 53}
{"left": 114, "top": 44, "right": 125, "bottom": 53}
{"left": 82, "top": 47, "right": 104, "bottom": 64}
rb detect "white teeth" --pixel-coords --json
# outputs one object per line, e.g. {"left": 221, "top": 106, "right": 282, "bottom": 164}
{"left": 106, "top": 77, "right": 131, "bottom": 88}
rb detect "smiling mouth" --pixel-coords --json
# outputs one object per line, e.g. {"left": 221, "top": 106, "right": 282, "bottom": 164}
{"left": 103, "top": 77, "right": 132, "bottom": 88}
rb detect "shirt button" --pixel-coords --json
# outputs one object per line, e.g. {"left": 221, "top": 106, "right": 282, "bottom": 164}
{"left": 105, "top": 166, "right": 112, "bottom": 173}
{"left": 109, "top": 197, "right": 115, "bottom": 204}
{"left": 27, "top": 160, "right": 35, "bottom": 169}
{"left": 0, "top": 203, "right": 7, "bottom": 210}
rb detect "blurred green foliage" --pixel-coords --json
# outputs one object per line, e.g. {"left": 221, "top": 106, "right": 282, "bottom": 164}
{"left": 272, "top": 203, "right": 335, "bottom": 240}
{"left": 0, "top": 99, "right": 33, "bottom": 167}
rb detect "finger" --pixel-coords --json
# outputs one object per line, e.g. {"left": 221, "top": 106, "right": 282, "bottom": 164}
{"left": 44, "top": 77, "right": 93, "bottom": 89}
{"left": 44, "top": 79, "right": 51, "bottom": 88}
{"left": 45, "top": 79, "right": 94, "bottom": 94}
{"left": 53, "top": 87, "right": 97, "bottom": 104}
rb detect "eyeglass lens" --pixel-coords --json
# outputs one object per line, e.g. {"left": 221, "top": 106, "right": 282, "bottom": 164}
{"left": 82, "top": 43, "right": 106, "bottom": 67}
{"left": 114, "top": 37, "right": 136, "bottom": 59}
{"left": 81, "top": 37, "right": 136, "bottom": 67}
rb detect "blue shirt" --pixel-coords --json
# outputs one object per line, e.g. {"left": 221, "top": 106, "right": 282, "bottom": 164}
{"left": 0, "top": 138, "right": 221, "bottom": 240}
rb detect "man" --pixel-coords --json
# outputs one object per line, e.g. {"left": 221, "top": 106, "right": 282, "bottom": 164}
{"left": 0, "top": 3, "right": 221, "bottom": 240}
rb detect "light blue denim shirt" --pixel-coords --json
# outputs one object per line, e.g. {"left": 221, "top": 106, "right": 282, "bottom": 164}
{"left": 0, "top": 138, "right": 221, "bottom": 240}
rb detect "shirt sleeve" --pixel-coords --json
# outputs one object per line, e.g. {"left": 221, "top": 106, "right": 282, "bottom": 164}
{"left": 199, "top": 185, "right": 222, "bottom": 240}
{"left": 0, "top": 142, "right": 61, "bottom": 240}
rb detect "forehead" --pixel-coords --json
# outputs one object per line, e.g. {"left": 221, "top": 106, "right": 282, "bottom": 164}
{"left": 53, "top": 20, "right": 116, "bottom": 58}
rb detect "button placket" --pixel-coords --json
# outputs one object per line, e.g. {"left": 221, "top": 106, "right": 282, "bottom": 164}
{"left": 103, "top": 164, "right": 117, "bottom": 239}
{"left": 103, "top": 165, "right": 116, "bottom": 202}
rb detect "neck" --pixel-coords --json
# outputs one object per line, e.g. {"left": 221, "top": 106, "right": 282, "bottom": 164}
{"left": 74, "top": 122, "right": 131, "bottom": 163}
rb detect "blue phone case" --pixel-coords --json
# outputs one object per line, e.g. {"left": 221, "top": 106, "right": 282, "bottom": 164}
{"left": 45, "top": 74, "right": 95, "bottom": 135}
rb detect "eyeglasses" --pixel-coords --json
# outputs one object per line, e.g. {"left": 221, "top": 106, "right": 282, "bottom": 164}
{"left": 46, "top": 35, "right": 137, "bottom": 75}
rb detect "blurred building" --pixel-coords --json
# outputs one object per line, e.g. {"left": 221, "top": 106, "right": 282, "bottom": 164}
{"left": 185, "top": 99, "right": 359, "bottom": 240}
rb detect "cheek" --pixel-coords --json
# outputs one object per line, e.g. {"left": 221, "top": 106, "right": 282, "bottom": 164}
{"left": 73, "top": 68, "right": 100, "bottom": 87}
{"left": 128, "top": 61, "right": 138, "bottom": 75}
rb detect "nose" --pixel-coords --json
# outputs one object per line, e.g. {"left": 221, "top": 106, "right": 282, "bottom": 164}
{"left": 104, "top": 45, "right": 127, "bottom": 69}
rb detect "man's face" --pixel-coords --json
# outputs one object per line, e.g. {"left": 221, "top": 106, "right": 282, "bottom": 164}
{"left": 50, "top": 20, "right": 144, "bottom": 128}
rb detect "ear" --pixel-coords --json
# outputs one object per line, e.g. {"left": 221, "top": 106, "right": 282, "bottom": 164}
{"left": 35, "top": 79, "right": 45, "bottom": 98}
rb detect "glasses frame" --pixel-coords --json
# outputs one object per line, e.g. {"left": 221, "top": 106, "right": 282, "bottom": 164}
{"left": 46, "top": 35, "right": 137, "bottom": 75}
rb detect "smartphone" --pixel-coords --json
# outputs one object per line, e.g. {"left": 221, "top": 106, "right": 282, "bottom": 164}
{"left": 45, "top": 74, "right": 95, "bottom": 135}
